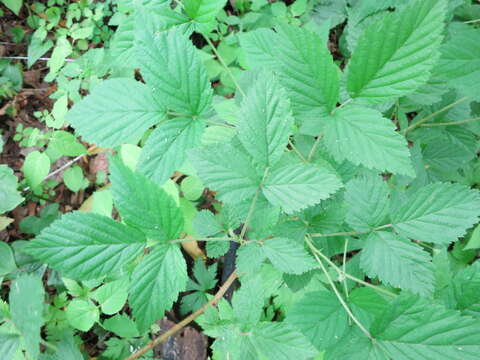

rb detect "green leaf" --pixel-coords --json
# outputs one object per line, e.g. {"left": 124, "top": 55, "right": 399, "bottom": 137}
{"left": 236, "top": 242, "right": 266, "bottom": 275}
{"left": 49, "top": 131, "right": 86, "bottom": 157}
{"left": 262, "top": 164, "right": 342, "bottom": 213}
{"left": 347, "top": 0, "right": 446, "bottom": 103}
{"left": 91, "top": 278, "right": 129, "bottom": 315}
{"left": 232, "top": 275, "right": 264, "bottom": 330}
{"left": 184, "top": 0, "right": 226, "bottom": 23}
{"left": 324, "top": 105, "right": 414, "bottom": 176}
{"left": 0, "top": 164, "right": 23, "bottom": 214}
{"left": 360, "top": 232, "right": 434, "bottom": 296}
{"left": 129, "top": 244, "right": 187, "bottom": 332}
{"left": 25, "top": 212, "right": 146, "bottom": 280}
{"left": 238, "top": 71, "right": 293, "bottom": 167}
{"left": 189, "top": 143, "right": 260, "bottom": 204}
{"left": 371, "top": 295, "right": 480, "bottom": 359}
{"left": 63, "top": 166, "right": 87, "bottom": 193}
{"left": 138, "top": 118, "right": 205, "bottom": 186}
{"left": 66, "top": 299, "right": 99, "bottom": 331}
{"left": 181, "top": 176, "right": 204, "bottom": 201}
{"left": 240, "top": 24, "right": 339, "bottom": 119}
{"left": 344, "top": 175, "right": 390, "bottom": 232}
{"left": 22, "top": 151, "right": 50, "bottom": 188}
{"left": 250, "top": 322, "right": 317, "bottom": 360}
{"left": 1, "top": 0, "right": 23, "bottom": 15}
{"left": 136, "top": 28, "right": 212, "bottom": 116}
{"left": 262, "top": 237, "right": 316, "bottom": 275}
{"left": 464, "top": 225, "right": 480, "bottom": 250}
{"left": 391, "top": 183, "right": 480, "bottom": 244}
{"left": 0, "top": 333, "right": 20, "bottom": 360}
{"left": 0, "top": 242, "right": 17, "bottom": 276}
{"left": 9, "top": 274, "right": 44, "bottom": 359}
{"left": 67, "top": 78, "right": 165, "bottom": 147}
{"left": 436, "top": 24, "right": 480, "bottom": 100}
{"left": 287, "top": 291, "right": 348, "bottom": 350}
{"left": 103, "top": 314, "right": 139, "bottom": 338}
{"left": 109, "top": 157, "right": 184, "bottom": 241}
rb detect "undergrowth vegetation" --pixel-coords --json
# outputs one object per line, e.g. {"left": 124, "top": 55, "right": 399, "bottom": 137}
{"left": 1, "top": 0, "right": 480, "bottom": 359}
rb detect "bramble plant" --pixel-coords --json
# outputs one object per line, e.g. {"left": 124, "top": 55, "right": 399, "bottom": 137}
{"left": 2, "top": 0, "right": 480, "bottom": 359}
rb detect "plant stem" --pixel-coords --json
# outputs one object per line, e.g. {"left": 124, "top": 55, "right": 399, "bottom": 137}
{"left": 307, "top": 239, "right": 397, "bottom": 297}
{"left": 288, "top": 139, "right": 307, "bottom": 162}
{"left": 124, "top": 271, "right": 238, "bottom": 360}
{"left": 0, "top": 56, "right": 74, "bottom": 62}
{"left": 306, "top": 237, "right": 372, "bottom": 339}
{"left": 307, "top": 134, "right": 323, "bottom": 162}
{"left": 203, "top": 36, "right": 246, "bottom": 97}
{"left": 402, "top": 97, "right": 469, "bottom": 133}
{"left": 240, "top": 187, "right": 261, "bottom": 240}
{"left": 342, "top": 238, "right": 349, "bottom": 299}
{"left": 420, "top": 117, "right": 480, "bottom": 127}
{"left": 309, "top": 224, "right": 392, "bottom": 238}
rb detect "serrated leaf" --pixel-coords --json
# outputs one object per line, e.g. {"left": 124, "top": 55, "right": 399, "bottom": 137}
{"left": 262, "top": 237, "right": 316, "bottom": 275}
{"left": 262, "top": 164, "right": 342, "bottom": 213}
{"left": 371, "top": 294, "right": 480, "bottom": 359}
{"left": 347, "top": 0, "right": 446, "bottom": 103}
{"left": 103, "top": 314, "right": 139, "bottom": 338}
{"left": 129, "top": 244, "right": 187, "bottom": 332}
{"left": 67, "top": 78, "right": 164, "bottom": 147}
{"left": 232, "top": 275, "right": 264, "bottom": 330}
{"left": 240, "top": 24, "right": 339, "bottom": 119}
{"left": 91, "top": 278, "right": 129, "bottom": 315}
{"left": 22, "top": 151, "right": 50, "bottom": 189}
{"left": 192, "top": 210, "right": 222, "bottom": 237}
{"left": 360, "top": 232, "right": 434, "bottom": 296}
{"left": 109, "top": 157, "right": 183, "bottom": 241}
{"left": 9, "top": 274, "right": 44, "bottom": 359}
{"left": 66, "top": 299, "right": 99, "bottom": 331}
{"left": 250, "top": 322, "right": 317, "bottom": 360}
{"left": 236, "top": 242, "right": 266, "bottom": 275}
{"left": 0, "top": 164, "right": 23, "bottom": 214}
{"left": 136, "top": 28, "right": 212, "bottom": 116}
{"left": 391, "top": 183, "right": 480, "bottom": 244}
{"left": 238, "top": 71, "right": 293, "bottom": 167}
{"left": 138, "top": 118, "right": 205, "bottom": 185}
{"left": 287, "top": 291, "right": 348, "bottom": 350}
{"left": 324, "top": 105, "right": 414, "bottom": 176}
{"left": 344, "top": 175, "right": 390, "bottom": 231}
{"left": 25, "top": 212, "right": 146, "bottom": 280}
{"left": 189, "top": 143, "right": 260, "bottom": 204}
{"left": 184, "top": 0, "right": 226, "bottom": 23}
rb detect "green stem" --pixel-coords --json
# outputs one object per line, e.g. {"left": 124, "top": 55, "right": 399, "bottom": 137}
{"left": 204, "top": 36, "right": 246, "bottom": 97}
{"left": 240, "top": 168, "right": 269, "bottom": 239}
{"left": 309, "top": 224, "right": 392, "bottom": 238}
{"left": 289, "top": 139, "right": 307, "bottom": 162}
{"left": 306, "top": 237, "right": 372, "bottom": 339}
{"left": 307, "top": 238, "right": 397, "bottom": 298}
{"left": 420, "top": 117, "right": 480, "bottom": 127}
{"left": 307, "top": 134, "right": 323, "bottom": 162}
{"left": 342, "top": 238, "right": 350, "bottom": 299}
{"left": 402, "top": 97, "right": 469, "bottom": 133}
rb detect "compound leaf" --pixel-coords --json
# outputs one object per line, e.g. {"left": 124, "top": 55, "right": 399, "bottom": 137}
{"left": 67, "top": 78, "right": 164, "bottom": 147}
{"left": 138, "top": 118, "right": 205, "bottom": 186}
{"left": 324, "top": 105, "right": 414, "bottom": 176}
{"left": 371, "top": 294, "right": 480, "bottom": 359}
{"left": 136, "top": 28, "right": 212, "bottom": 116}
{"left": 109, "top": 157, "right": 184, "bottom": 241}
{"left": 287, "top": 290, "right": 348, "bottom": 350}
{"left": 344, "top": 175, "right": 390, "bottom": 232}
{"left": 391, "top": 183, "right": 480, "bottom": 244}
{"left": 238, "top": 71, "right": 293, "bottom": 167}
{"left": 189, "top": 143, "right": 260, "bottom": 204}
{"left": 262, "top": 164, "right": 342, "bottom": 213}
{"left": 347, "top": 0, "right": 446, "bottom": 103}
{"left": 262, "top": 237, "right": 316, "bottom": 275}
{"left": 129, "top": 244, "right": 187, "bottom": 332}
{"left": 25, "top": 212, "right": 146, "bottom": 280}
{"left": 360, "top": 232, "right": 434, "bottom": 296}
